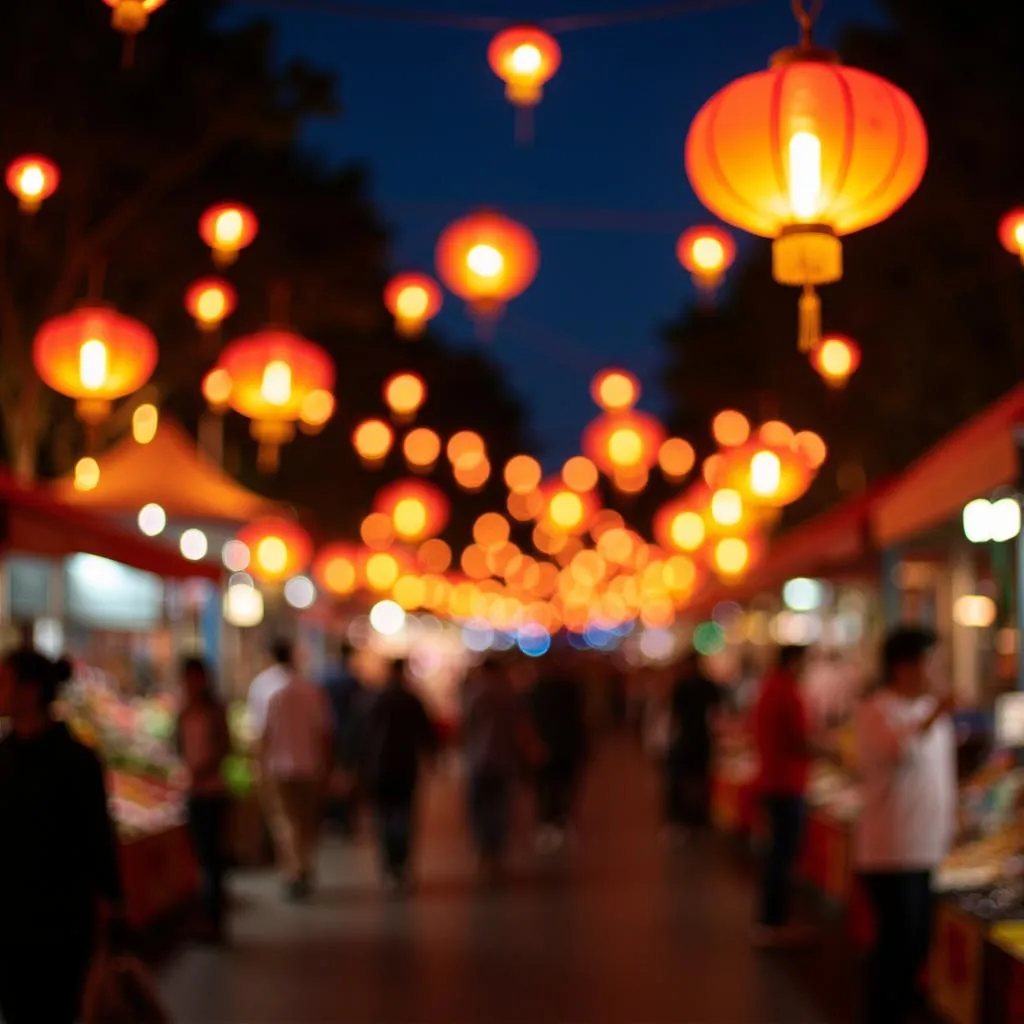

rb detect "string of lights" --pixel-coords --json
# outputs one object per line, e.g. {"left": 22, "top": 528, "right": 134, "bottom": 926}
{"left": 233, "top": 0, "right": 765, "bottom": 32}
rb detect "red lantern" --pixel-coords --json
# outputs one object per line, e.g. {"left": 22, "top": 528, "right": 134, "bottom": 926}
{"left": 373, "top": 479, "right": 450, "bottom": 543}
{"left": 685, "top": 10, "right": 927, "bottom": 352}
{"left": 198, "top": 202, "right": 258, "bottom": 267}
{"left": 313, "top": 543, "right": 363, "bottom": 598}
{"left": 582, "top": 410, "right": 665, "bottom": 480}
{"left": 237, "top": 517, "right": 313, "bottom": 584}
{"left": 5, "top": 155, "right": 59, "bottom": 213}
{"left": 999, "top": 209, "right": 1024, "bottom": 266}
{"left": 435, "top": 210, "right": 538, "bottom": 329}
{"left": 810, "top": 334, "right": 861, "bottom": 389}
{"left": 676, "top": 225, "right": 736, "bottom": 296}
{"left": 184, "top": 277, "right": 237, "bottom": 332}
{"left": 488, "top": 26, "right": 561, "bottom": 108}
{"left": 34, "top": 305, "right": 157, "bottom": 425}
{"left": 384, "top": 273, "right": 442, "bottom": 338}
{"left": 720, "top": 435, "right": 815, "bottom": 508}
{"left": 217, "top": 328, "right": 335, "bottom": 471}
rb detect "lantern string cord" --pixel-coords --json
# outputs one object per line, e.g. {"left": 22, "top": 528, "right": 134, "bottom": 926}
{"left": 233, "top": 0, "right": 766, "bottom": 32}
{"left": 790, "top": 0, "right": 822, "bottom": 44}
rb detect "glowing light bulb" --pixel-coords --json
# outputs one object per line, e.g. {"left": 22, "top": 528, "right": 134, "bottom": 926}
{"left": 137, "top": 503, "right": 166, "bottom": 537}
{"left": 511, "top": 43, "right": 542, "bottom": 74}
{"left": 788, "top": 130, "right": 822, "bottom": 221}
{"left": 196, "top": 287, "right": 227, "bottom": 323}
{"left": 132, "top": 403, "right": 159, "bottom": 445}
{"left": 79, "top": 339, "right": 109, "bottom": 391}
{"left": 18, "top": 165, "right": 45, "bottom": 198}
{"left": 74, "top": 457, "right": 100, "bottom": 492}
{"left": 260, "top": 360, "right": 292, "bottom": 406}
{"left": 467, "top": 244, "right": 504, "bottom": 278}
{"left": 750, "top": 450, "right": 782, "bottom": 497}
{"left": 691, "top": 236, "right": 725, "bottom": 272}
{"left": 396, "top": 285, "right": 429, "bottom": 319}
{"left": 608, "top": 428, "right": 643, "bottom": 468}
{"left": 215, "top": 209, "right": 244, "bottom": 246}
{"left": 394, "top": 498, "right": 428, "bottom": 540}
{"left": 257, "top": 536, "right": 288, "bottom": 576}
{"left": 711, "top": 488, "right": 743, "bottom": 527}
{"left": 670, "top": 511, "right": 705, "bottom": 551}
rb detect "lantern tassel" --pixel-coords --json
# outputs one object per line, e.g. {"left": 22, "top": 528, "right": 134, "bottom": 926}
{"left": 798, "top": 284, "right": 821, "bottom": 353}
{"left": 515, "top": 106, "right": 534, "bottom": 147}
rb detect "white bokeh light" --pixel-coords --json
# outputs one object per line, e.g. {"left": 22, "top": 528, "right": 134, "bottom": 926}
{"left": 137, "top": 503, "right": 166, "bottom": 537}
{"left": 223, "top": 582, "right": 264, "bottom": 628}
{"left": 370, "top": 600, "right": 406, "bottom": 636}
{"left": 284, "top": 575, "right": 316, "bottom": 610}
{"left": 222, "top": 539, "right": 250, "bottom": 572}
{"left": 179, "top": 528, "right": 208, "bottom": 561}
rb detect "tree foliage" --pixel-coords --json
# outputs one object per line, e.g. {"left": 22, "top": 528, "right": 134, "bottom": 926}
{"left": 1, "top": 0, "right": 529, "bottom": 541}
{"left": 662, "top": 0, "right": 1024, "bottom": 520}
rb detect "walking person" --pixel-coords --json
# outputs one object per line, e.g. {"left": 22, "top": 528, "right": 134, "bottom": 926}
{"left": 752, "top": 644, "right": 812, "bottom": 947}
{"left": 529, "top": 655, "right": 587, "bottom": 852}
{"left": 664, "top": 651, "right": 724, "bottom": 843}
{"left": 177, "top": 656, "right": 232, "bottom": 942}
{"left": 855, "top": 628, "right": 956, "bottom": 1024}
{"left": 260, "top": 648, "right": 333, "bottom": 901}
{"left": 323, "top": 642, "right": 367, "bottom": 838}
{"left": 365, "top": 660, "right": 438, "bottom": 892}
{"left": 0, "top": 650, "right": 125, "bottom": 1023}
{"left": 463, "top": 658, "right": 531, "bottom": 881}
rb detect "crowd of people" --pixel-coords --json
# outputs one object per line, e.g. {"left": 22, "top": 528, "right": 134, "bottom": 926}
{"left": 0, "top": 623, "right": 958, "bottom": 1024}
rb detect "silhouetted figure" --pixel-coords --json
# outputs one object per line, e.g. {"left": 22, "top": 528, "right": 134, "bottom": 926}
{"left": 366, "top": 660, "right": 438, "bottom": 890}
{"left": 665, "top": 652, "right": 723, "bottom": 839}
{"left": 177, "top": 656, "right": 231, "bottom": 942}
{"left": 0, "top": 650, "right": 124, "bottom": 1023}
{"left": 529, "top": 657, "right": 587, "bottom": 851}
{"left": 753, "top": 644, "right": 812, "bottom": 947}
{"left": 323, "top": 642, "right": 367, "bottom": 837}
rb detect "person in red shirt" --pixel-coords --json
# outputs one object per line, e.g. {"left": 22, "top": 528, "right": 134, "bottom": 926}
{"left": 753, "top": 644, "right": 811, "bottom": 946}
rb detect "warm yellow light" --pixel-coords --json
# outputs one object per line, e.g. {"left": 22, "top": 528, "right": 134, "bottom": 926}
{"left": 712, "top": 409, "right": 750, "bottom": 448}
{"left": 393, "top": 575, "right": 427, "bottom": 611}
{"left": 324, "top": 557, "right": 357, "bottom": 595}
{"left": 510, "top": 42, "right": 542, "bottom": 74}
{"left": 608, "top": 427, "right": 643, "bottom": 467}
{"left": 418, "top": 538, "right": 452, "bottom": 573}
{"left": 300, "top": 389, "right": 334, "bottom": 428}
{"left": 819, "top": 338, "right": 854, "bottom": 377}
{"left": 393, "top": 497, "right": 428, "bottom": 541}
{"left": 79, "top": 339, "right": 109, "bottom": 391}
{"left": 74, "top": 457, "right": 100, "bottom": 492}
{"left": 256, "top": 536, "right": 288, "bottom": 576}
{"left": 562, "top": 455, "right": 598, "bottom": 493}
{"left": 385, "top": 373, "right": 426, "bottom": 417}
{"left": 473, "top": 512, "right": 510, "bottom": 549}
{"left": 259, "top": 360, "right": 292, "bottom": 406}
{"left": 595, "top": 372, "right": 638, "bottom": 412}
{"left": 1015, "top": 223, "right": 1024, "bottom": 250}
{"left": 354, "top": 420, "right": 394, "bottom": 462}
{"left": 361, "top": 512, "right": 394, "bottom": 550}
{"left": 132, "top": 403, "right": 159, "bottom": 445}
{"left": 750, "top": 450, "right": 782, "bottom": 497}
{"left": 715, "top": 537, "right": 750, "bottom": 576}
{"left": 365, "top": 552, "right": 400, "bottom": 592}
{"left": 789, "top": 130, "right": 822, "bottom": 220}
{"left": 203, "top": 368, "right": 233, "bottom": 409}
{"left": 549, "top": 491, "right": 585, "bottom": 530}
{"left": 197, "top": 288, "right": 227, "bottom": 323}
{"left": 711, "top": 488, "right": 743, "bottom": 526}
{"left": 467, "top": 243, "right": 504, "bottom": 278}
{"left": 659, "top": 438, "right": 696, "bottom": 479}
{"left": 447, "top": 431, "right": 485, "bottom": 465}
{"left": 18, "top": 165, "right": 45, "bottom": 198}
{"left": 396, "top": 285, "right": 429, "bottom": 319}
{"left": 215, "top": 209, "right": 244, "bottom": 247}
{"left": 403, "top": 427, "right": 442, "bottom": 468}
{"left": 504, "top": 454, "right": 542, "bottom": 495}
{"left": 691, "top": 236, "right": 725, "bottom": 272}
{"left": 670, "top": 511, "right": 705, "bottom": 551}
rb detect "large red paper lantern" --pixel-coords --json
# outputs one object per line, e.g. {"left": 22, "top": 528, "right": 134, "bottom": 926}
{"left": 435, "top": 210, "right": 538, "bottom": 328}
{"left": 216, "top": 328, "right": 335, "bottom": 471}
{"left": 34, "top": 305, "right": 157, "bottom": 425}
{"left": 685, "top": 12, "right": 927, "bottom": 352}
{"left": 237, "top": 518, "right": 313, "bottom": 585}
{"left": 384, "top": 273, "right": 442, "bottom": 338}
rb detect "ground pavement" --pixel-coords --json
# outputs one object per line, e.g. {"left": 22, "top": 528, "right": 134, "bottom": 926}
{"left": 159, "top": 737, "right": 861, "bottom": 1023}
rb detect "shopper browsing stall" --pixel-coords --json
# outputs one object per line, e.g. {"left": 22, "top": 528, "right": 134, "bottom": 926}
{"left": 854, "top": 627, "right": 956, "bottom": 1024}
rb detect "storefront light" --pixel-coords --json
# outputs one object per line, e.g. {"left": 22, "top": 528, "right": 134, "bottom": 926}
{"left": 964, "top": 497, "right": 1023, "bottom": 544}
{"left": 953, "top": 594, "right": 997, "bottom": 629}
{"left": 222, "top": 540, "right": 250, "bottom": 572}
{"left": 137, "top": 502, "right": 166, "bottom": 537}
{"left": 782, "top": 577, "right": 823, "bottom": 612}
{"left": 180, "top": 528, "right": 208, "bottom": 561}
{"left": 223, "top": 582, "right": 264, "bottom": 628}
{"left": 284, "top": 575, "right": 316, "bottom": 610}
{"left": 370, "top": 600, "right": 406, "bottom": 636}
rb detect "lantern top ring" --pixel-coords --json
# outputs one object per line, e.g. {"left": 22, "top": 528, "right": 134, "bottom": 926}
{"left": 771, "top": 0, "right": 837, "bottom": 67}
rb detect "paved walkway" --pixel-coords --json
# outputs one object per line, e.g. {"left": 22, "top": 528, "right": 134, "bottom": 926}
{"left": 160, "top": 739, "right": 861, "bottom": 1023}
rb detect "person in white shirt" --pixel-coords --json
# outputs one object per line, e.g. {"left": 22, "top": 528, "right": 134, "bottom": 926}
{"left": 250, "top": 640, "right": 332, "bottom": 900}
{"left": 854, "top": 627, "right": 956, "bottom": 1024}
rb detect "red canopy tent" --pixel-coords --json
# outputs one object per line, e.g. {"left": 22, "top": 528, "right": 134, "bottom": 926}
{"left": 0, "top": 471, "right": 219, "bottom": 581}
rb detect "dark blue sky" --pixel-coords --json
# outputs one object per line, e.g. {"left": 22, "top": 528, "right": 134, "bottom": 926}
{"left": 232, "top": 0, "right": 882, "bottom": 467}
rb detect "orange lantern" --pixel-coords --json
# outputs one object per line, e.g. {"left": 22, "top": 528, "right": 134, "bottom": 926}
{"left": 373, "top": 479, "right": 450, "bottom": 543}
{"left": 999, "top": 209, "right": 1024, "bottom": 266}
{"left": 504, "top": 454, "right": 542, "bottom": 495}
{"left": 353, "top": 419, "right": 394, "bottom": 467}
{"left": 383, "top": 371, "right": 427, "bottom": 422}
{"left": 104, "top": 0, "right": 166, "bottom": 35}
{"left": 676, "top": 225, "right": 736, "bottom": 296}
{"left": 198, "top": 202, "right": 258, "bottom": 267}
{"left": 711, "top": 409, "right": 751, "bottom": 448}
{"left": 538, "top": 479, "right": 598, "bottom": 537}
{"left": 582, "top": 410, "right": 665, "bottom": 479}
{"left": 658, "top": 438, "right": 696, "bottom": 482}
{"left": 185, "top": 277, "right": 237, "bottom": 332}
{"left": 216, "top": 328, "right": 335, "bottom": 471}
{"left": 384, "top": 272, "right": 443, "bottom": 338}
{"left": 721, "top": 436, "right": 815, "bottom": 508}
{"left": 712, "top": 535, "right": 764, "bottom": 581}
{"left": 34, "top": 304, "right": 157, "bottom": 426}
{"left": 810, "top": 334, "right": 861, "bottom": 389}
{"left": 402, "top": 427, "right": 441, "bottom": 473}
{"left": 685, "top": 6, "right": 927, "bottom": 352}
{"left": 202, "top": 367, "right": 233, "bottom": 414}
{"left": 237, "top": 518, "right": 313, "bottom": 585}
{"left": 313, "top": 543, "right": 362, "bottom": 598}
{"left": 487, "top": 26, "right": 561, "bottom": 108}
{"left": 5, "top": 155, "right": 59, "bottom": 214}
{"left": 435, "top": 210, "right": 538, "bottom": 328}
{"left": 590, "top": 368, "right": 640, "bottom": 412}
{"left": 561, "top": 455, "right": 599, "bottom": 493}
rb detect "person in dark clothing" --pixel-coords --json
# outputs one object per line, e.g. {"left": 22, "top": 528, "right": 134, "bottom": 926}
{"left": 529, "top": 658, "right": 587, "bottom": 851}
{"left": 177, "top": 656, "right": 232, "bottom": 942}
{"left": 665, "top": 652, "right": 724, "bottom": 839}
{"left": 365, "top": 660, "right": 438, "bottom": 890}
{"left": 0, "top": 649, "right": 125, "bottom": 1024}
{"left": 323, "top": 642, "right": 367, "bottom": 838}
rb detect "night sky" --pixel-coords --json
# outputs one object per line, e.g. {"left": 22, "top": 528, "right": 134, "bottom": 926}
{"left": 227, "top": 0, "right": 882, "bottom": 467}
